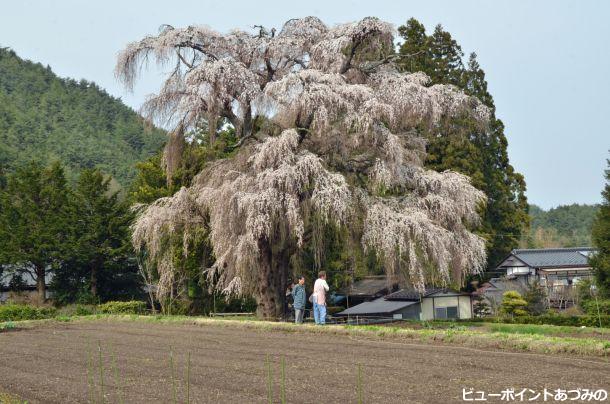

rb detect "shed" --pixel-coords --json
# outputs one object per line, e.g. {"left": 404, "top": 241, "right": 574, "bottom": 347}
{"left": 336, "top": 287, "right": 473, "bottom": 320}
{"left": 337, "top": 297, "right": 420, "bottom": 320}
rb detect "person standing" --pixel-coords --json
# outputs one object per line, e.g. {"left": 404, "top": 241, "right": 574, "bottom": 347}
{"left": 291, "top": 276, "right": 306, "bottom": 324}
{"left": 312, "top": 271, "right": 329, "bottom": 325}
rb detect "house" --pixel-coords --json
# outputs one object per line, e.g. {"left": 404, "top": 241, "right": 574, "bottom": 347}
{"left": 0, "top": 268, "right": 53, "bottom": 304}
{"left": 341, "top": 276, "right": 399, "bottom": 306}
{"left": 335, "top": 287, "right": 473, "bottom": 321}
{"left": 488, "top": 247, "right": 596, "bottom": 308}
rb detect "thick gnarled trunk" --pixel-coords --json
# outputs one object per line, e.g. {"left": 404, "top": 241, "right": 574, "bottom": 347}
{"left": 256, "top": 240, "right": 290, "bottom": 320}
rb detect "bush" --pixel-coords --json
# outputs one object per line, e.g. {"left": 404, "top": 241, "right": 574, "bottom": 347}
{"left": 97, "top": 300, "right": 146, "bottom": 315}
{"left": 56, "top": 304, "right": 96, "bottom": 316}
{"left": 0, "top": 304, "right": 57, "bottom": 322}
{"left": 500, "top": 291, "right": 528, "bottom": 317}
{"left": 581, "top": 299, "right": 610, "bottom": 316}
{"left": 489, "top": 313, "right": 610, "bottom": 328}
{"left": 75, "top": 304, "right": 95, "bottom": 316}
{"left": 523, "top": 281, "right": 547, "bottom": 315}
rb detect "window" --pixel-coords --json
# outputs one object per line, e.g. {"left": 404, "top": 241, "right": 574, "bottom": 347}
{"left": 435, "top": 306, "right": 459, "bottom": 319}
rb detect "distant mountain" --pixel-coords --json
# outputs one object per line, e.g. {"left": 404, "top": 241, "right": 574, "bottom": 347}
{"left": 523, "top": 203, "right": 599, "bottom": 248}
{"left": 0, "top": 47, "right": 165, "bottom": 185}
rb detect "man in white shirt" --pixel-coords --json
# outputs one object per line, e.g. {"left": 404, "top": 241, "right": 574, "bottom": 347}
{"left": 312, "top": 271, "right": 329, "bottom": 325}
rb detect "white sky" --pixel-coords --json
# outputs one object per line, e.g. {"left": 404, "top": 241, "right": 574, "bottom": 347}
{"left": 1, "top": 0, "right": 609, "bottom": 209}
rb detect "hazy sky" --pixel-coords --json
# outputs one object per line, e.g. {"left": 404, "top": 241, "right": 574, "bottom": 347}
{"left": 1, "top": 0, "right": 608, "bottom": 209}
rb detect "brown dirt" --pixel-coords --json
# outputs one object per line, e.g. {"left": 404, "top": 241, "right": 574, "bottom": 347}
{"left": 0, "top": 320, "right": 608, "bottom": 403}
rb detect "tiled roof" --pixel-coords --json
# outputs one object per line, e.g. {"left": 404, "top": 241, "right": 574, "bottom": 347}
{"left": 336, "top": 298, "right": 418, "bottom": 316}
{"left": 511, "top": 248, "right": 595, "bottom": 268}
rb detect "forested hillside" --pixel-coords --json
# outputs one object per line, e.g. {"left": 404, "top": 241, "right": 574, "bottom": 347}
{"left": 0, "top": 47, "right": 165, "bottom": 185}
{"left": 524, "top": 204, "right": 599, "bottom": 248}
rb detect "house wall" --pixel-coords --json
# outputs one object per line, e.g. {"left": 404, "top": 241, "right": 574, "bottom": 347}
{"left": 506, "top": 266, "right": 532, "bottom": 276}
{"left": 458, "top": 296, "right": 472, "bottom": 318}
{"left": 0, "top": 289, "right": 52, "bottom": 304}
{"left": 395, "top": 303, "right": 422, "bottom": 320}
{"left": 421, "top": 298, "right": 434, "bottom": 320}
{"left": 420, "top": 295, "right": 472, "bottom": 320}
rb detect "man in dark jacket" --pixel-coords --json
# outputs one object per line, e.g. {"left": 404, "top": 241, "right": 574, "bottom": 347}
{"left": 291, "top": 276, "right": 307, "bottom": 323}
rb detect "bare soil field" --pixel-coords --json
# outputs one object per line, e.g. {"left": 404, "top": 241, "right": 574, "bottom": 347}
{"left": 0, "top": 319, "right": 608, "bottom": 403}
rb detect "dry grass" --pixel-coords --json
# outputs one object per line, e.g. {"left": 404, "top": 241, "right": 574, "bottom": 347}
{"left": 68, "top": 315, "right": 610, "bottom": 358}
{"left": 3, "top": 314, "right": 609, "bottom": 358}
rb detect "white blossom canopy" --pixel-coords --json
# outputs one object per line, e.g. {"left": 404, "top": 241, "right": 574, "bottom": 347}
{"left": 118, "top": 17, "right": 489, "bottom": 301}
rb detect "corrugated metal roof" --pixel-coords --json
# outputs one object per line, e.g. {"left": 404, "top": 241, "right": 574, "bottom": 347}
{"left": 337, "top": 298, "right": 418, "bottom": 316}
{"left": 342, "top": 276, "right": 396, "bottom": 296}
{"left": 384, "top": 287, "right": 464, "bottom": 301}
{"left": 511, "top": 248, "right": 595, "bottom": 268}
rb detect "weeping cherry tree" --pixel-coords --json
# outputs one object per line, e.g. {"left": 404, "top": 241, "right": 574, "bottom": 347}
{"left": 117, "top": 17, "right": 490, "bottom": 318}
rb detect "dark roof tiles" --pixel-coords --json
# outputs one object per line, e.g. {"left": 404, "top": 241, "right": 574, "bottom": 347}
{"left": 511, "top": 248, "right": 595, "bottom": 268}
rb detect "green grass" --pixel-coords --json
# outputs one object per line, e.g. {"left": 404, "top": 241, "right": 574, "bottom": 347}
{"left": 487, "top": 323, "right": 599, "bottom": 336}
{"left": 0, "top": 392, "right": 28, "bottom": 404}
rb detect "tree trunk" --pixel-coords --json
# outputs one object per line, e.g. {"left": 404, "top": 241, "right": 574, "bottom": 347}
{"left": 90, "top": 265, "right": 98, "bottom": 299}
{"left": 255, "top": 240, "right": 288, "bottom": 320}
{"left": 36, "top": 266, "right": 46, "bottom": 305}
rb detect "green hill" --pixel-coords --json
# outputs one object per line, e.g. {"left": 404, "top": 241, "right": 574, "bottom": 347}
{"left": 524, "top": 204, "right": 599, "bottom": 248}
{"left": 0, "top": 47, "right": 165, "bottom": 185}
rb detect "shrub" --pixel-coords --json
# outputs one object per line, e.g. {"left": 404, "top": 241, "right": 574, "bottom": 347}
{"left": 56, "top": 304, "right": 97, "bottom": 316}
{"left": 493, "top": 313, "right": 610, "bottom": 328}
{"left": 97, "top": 300, "right": 146, "bottom": 315}
{"left": 581, "top": 299, "right": 610, "bottom": 316}
{"left": 472, "top": 294, "right": 491, "bottom": 317}
{"left": 523, "top": 281, "right": 547, "bottom": 315}
{"left": 75, "top": 304, "right": 96, "bottom": 316}
{"left": 0, "top": 304, "right": 57, "bottom": 321}
{"left": 500, "top": 291, "right": 528, "bottom": 317}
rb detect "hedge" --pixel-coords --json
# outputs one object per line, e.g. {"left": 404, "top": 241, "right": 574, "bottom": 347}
{"left": 0, "top": 304, "right": 57, "bottom": 322}
{"left": 470, "top": 314, "right": 610, "bottom": 328}
{"left": 97, "top": 301, "right": 147, "bottom": 315}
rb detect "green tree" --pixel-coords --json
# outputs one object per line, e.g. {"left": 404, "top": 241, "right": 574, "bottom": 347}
{"left": 590, "top": 158, "right": 610, "bottom": 297}
{"left": 428, "top": 24, "right": 464, "bottom": 85}
{"left": 52, "top": 169, "right": 139, "bottom": 304}
{"left": 397, "top": 19, "right": 529, "bottom": 270}
{"left": 472, "top": 293, "right": 491, "bottom": 317}
{"left": 0, "top": 161, "right": 72, "bottom": 303}
{"left": 523, "top": 281, "right": 547, "bottom": 315}
{"left": 500, "top": 290, "right": 528, "bottom": 317}
{"left": 397, "top": 18, "right": 431, "bottom": 74}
